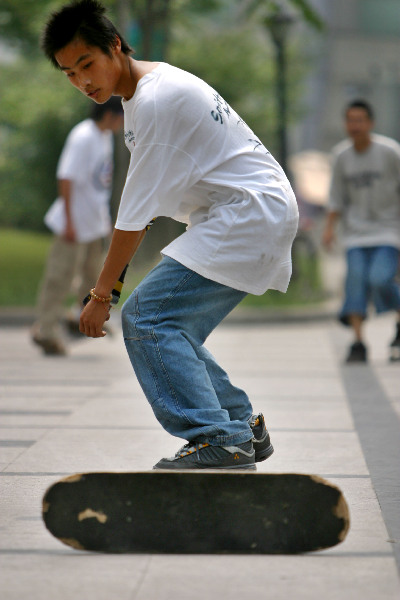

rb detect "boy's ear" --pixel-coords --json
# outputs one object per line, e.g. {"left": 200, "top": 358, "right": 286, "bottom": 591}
{"left": 112, "top": 35, "right": 122, "bottom": 54}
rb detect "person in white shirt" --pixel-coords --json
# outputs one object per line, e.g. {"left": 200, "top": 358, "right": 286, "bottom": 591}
{"left": 41, "top": 0, "right": 298, "bottom": 470}
{"left": 323, "top": 100, "right": 400, "bottom": 363}
{"left": 32, "top": 97, "right": 124, "bottom": 355}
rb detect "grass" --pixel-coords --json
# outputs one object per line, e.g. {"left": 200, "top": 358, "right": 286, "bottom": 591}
{"left": 0, "top": 227, "right": 325, "bottom": 308}
{"left": 0, "top": 228, "right": 53, "bottom": 306}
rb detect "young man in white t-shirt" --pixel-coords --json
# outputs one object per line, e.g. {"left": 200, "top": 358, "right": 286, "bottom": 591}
{"left": 41, "top": 0, "right": 298, "bottom": 470}
{"left": 32, "top": 97, "right": 124, "bottom": 355}
{"left": 323, "top": 100, "right": 400, "bottom": 363}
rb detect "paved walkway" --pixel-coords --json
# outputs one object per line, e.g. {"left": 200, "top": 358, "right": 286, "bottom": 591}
{"left": 1, "top": 309, "right": 399, "bottom": 599}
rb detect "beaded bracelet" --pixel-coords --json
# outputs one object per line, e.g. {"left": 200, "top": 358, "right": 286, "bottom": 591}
{"left": 89, "top": 288, "right": 112, "bottom": 303}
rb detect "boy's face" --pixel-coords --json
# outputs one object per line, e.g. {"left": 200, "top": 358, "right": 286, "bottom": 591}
{"left": 345, "top": 108, "right": 373, "bottom": 143}
{"left": 55, "top": 37, "right": 122, "bottom": 103}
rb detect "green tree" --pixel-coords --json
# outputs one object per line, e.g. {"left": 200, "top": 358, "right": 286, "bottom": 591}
{"left": 0, "top": 0, "right": 322, "bottom": 232}
{"left": 0, "top": 57, "right": 89, "bottom": 229}
{"left": 0, "top": 0, "right": 124, "bottom": 230}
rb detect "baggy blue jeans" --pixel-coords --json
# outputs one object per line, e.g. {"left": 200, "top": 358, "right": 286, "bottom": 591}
{"left": 340, "top": 246, "right": 400, "bottom": 325}
{"left": 121, "top": 257, "right": 254, "bottom": 446}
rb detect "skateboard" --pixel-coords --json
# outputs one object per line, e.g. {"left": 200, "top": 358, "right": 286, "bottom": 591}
{"left": 42, "top": 471, "right": 350, "bottom": 554}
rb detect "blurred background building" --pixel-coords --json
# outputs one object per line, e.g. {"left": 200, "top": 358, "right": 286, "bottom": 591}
{"left": 295, "top": 0, "right": 400, "bottom": 153}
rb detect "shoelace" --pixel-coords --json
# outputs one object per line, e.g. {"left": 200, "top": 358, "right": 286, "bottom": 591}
{"left": 249, "top": 415, "right": 260, "bottom": 428}
{"left": 175, "top": 442, "right": 210, "bottom": 459}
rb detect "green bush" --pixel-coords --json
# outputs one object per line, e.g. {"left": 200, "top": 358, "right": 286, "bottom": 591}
{"left": 0, "top": 228, "right": 52, "bottom": 306}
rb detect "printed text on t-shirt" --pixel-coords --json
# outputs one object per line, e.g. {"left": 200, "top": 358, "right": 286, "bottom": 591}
{"left": 125, "top": 130, "right": 135, "bottom": 146}
{"left": 344, "top": 171, "right": 381, "bottom": 189}
{"left": 211, "top": 93, "right": 231, "bottom": 125}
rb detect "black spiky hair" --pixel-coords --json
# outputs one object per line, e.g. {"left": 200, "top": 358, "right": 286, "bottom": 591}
{"left": 345, "top": 99, "right": 374, "bottom": 121}
{"left": 41, "top": 0, "right": 132, "bottom": 68}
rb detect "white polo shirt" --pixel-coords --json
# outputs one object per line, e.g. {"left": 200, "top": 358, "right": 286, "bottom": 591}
{"left": 45, "top": 119, "right": 113, "bottom": 243}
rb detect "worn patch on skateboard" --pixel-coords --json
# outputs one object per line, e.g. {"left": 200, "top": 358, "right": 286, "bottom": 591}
{"left": 78, "top": 508, "right": 108, "bottom": 524}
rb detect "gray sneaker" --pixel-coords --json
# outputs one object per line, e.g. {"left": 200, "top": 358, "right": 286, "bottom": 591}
{"left": 153, "top": 440, "right": 256, "bottom": 470}
{"left": 346, "top": 341, "right": 367, "bottom": 363}
{"left": 32, "top": 333, "right": 67, "bottom": 356}
{"left": 249, "top": 413, "right": 274, "bottom": 462}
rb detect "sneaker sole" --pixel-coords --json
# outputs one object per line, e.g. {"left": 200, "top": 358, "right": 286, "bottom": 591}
{"left": 254, "top": 443, "right": 274, "bottom": 463}
{"left": 153, "top": 464, "right": 257, "bottom": 471}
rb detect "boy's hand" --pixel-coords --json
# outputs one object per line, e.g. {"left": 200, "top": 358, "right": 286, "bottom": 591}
{"left": 79, "top": 300, "right": 110, "bottom": 338}
{"left": 322, "top": 212, "right": 339, "bottom": 251}
{"left": 322, "top": 225, "right": 335, "bottom": 250}
{"left": 63, "top": 221, "right": 76, "bottom": 243}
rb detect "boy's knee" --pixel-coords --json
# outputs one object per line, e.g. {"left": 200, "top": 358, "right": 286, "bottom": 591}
{"left": 369, "top": 272, "right": 390, "bottom": 292}
{"left": 346, "top": 257, "right": 364, "bottom": 280}
{"left": 121, "top": 290, "right": 154, "bottom": 338}
{"left": 120, "top": 292, "right": 138, "bottom": 333}
{"left": 120, "top": 301, "right": 129, "bottom": 329}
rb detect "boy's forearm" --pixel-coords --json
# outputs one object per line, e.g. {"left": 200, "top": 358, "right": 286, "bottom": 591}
{"left": 326, "top": 210, "right": 340, "bottom": 227}
{"left": 322, "top": 210, "right": 340, "bottom": 248}
{"left": 93, "top": 228, "right": 146, "bottom": 298}
{"left": 58, "top": 179, "right": 73, "bottom": 224}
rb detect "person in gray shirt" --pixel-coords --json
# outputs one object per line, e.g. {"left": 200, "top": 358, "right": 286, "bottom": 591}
{"left": 323, "top": 100, "right": 400, "bottom": 363}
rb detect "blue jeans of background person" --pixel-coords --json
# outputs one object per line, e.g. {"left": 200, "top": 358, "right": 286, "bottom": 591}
{"left": 121, "top": 257, "right": 254, "bottom": 446}
{"left": 340, "top": 246, "right": 400, "bottom": 325}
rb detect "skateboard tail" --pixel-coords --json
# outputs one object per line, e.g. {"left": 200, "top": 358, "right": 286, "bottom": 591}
{"left": 333, "top": 492, "right": 351, "bottom": 543}
{"left": 309, "top": 474, "right": 350, "bottom": 546}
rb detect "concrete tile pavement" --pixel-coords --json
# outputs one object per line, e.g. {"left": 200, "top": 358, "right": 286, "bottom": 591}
{"left": 0, "top": 311, "right": 399, "bottom": 600}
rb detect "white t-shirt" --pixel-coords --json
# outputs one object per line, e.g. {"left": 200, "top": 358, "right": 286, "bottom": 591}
{"left": 44, "top": 119, "right": 113, "bottom": 243}
{"left": 329, "top": 133, "right": 400, "bottom": 249}
{"left": 116, "top": 63, "right": 298, "bottom": 294}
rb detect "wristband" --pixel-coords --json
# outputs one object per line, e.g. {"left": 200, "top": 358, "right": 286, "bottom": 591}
{"left": 145, "top": 218, "right": 156, "bottom": 231}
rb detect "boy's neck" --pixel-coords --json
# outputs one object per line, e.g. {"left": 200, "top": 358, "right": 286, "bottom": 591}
{"left": 353, "top": 135, "right": 372, "bottom": 153}
{"left": 118, "top": 57, "right": 159, "bottom": 101}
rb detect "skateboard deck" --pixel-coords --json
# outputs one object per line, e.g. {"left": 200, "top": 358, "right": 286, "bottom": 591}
{"left": 42, "top": 471, "right": 350, "bottom": 554}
